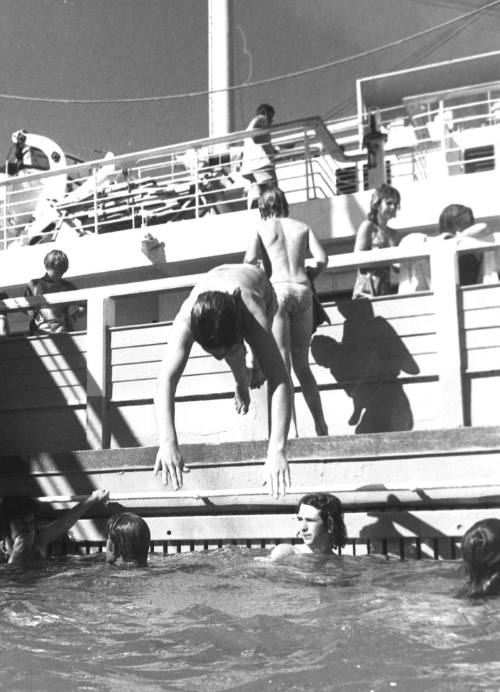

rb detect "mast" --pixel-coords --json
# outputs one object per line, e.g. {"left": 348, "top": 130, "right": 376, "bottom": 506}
{"left": 207, "top": 0, "right": 233, "bottom": 137}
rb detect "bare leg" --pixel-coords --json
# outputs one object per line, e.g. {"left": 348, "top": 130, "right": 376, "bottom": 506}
{"left": 271, "top": 307, "right": 298, "bottom": 435}
{"left": 290, "top": 306, "right": 329, "bottom": 436}
{"left": 225, "top": 343, "right": 251, "bottom": 415}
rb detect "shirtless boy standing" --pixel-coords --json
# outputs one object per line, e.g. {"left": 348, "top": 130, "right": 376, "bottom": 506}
{"left": 154, "top": 263, "right": 292, "bottom": 498}
{"left": 244, "top": 186, "right": 329, "bottom": 436}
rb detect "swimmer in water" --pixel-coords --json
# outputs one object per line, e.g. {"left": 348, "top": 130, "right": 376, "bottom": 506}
{"left": 106, "top": 512, "right": 151, "bottom": 567}
{"left": 0, "top": 489, "right": 109, "bottom": 565}
{"left": 458, "top": 518, "right": 500, "bottom": 598}
{"left": 269, "top": 493, "right": 347, "bottom": 560}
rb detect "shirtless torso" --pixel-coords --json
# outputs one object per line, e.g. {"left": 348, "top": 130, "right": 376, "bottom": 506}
{"left": 154, "top": 264, "right": 292, "bottom": 497}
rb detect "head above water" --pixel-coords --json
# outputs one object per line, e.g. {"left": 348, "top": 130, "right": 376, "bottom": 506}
{"left": 298, "top": 493, "right": 347, "bottom": 552}
{"left": 258, "top": 186, "right": 289, "bottom": 220}
{"left": 190, "top": 290, "right": 244, "bottom": 355}
{"left": 460, "top": 518, "right": 500, "bottom": 598}
{"left": 106, "top": 512, "right": 151, "bottom": 566}
{"left": 438, "top": 204, "right": 475, "bottom": 236}
{"left": 368, "top": 184, "right": 401, "bottom": 225}
{"left": 0, "top": 496, "right": 39, "bottom": 558}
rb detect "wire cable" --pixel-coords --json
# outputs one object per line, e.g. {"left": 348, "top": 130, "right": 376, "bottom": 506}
{"left": 0, "top": 0, "right": 498, "bottom": 105}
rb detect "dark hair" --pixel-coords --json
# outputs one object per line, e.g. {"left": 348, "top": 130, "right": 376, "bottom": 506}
{"left": 368, "top": 184, "right": 401, "bottom": 224}
{"left": 44, "top": 249, "right": 69, "bottom": 273}
{"left": 0, "top": 496, "right": 39, "bottom": 541}
{"left": 256, "top": 103, "right": 275, "bottom": 121}
{"left": 439, "top": 204, "right": 474, "bottom": 236}
{"left": 107, "top": 512, "right": 150, "bottom": 566}
{"left": 190, "top": 290, "right": 243, "bottom": 351}
{"left": 299, "top": 493, "right": 347, "bottom": 550}
{"left": 460, "top": 519, "right": 500, "bottom": 598}
{"left": 258, "top": 186, "right": 289, "bottom": 220}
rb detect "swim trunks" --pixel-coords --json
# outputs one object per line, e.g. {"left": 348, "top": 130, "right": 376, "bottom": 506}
{"left": 272, "top": 281, "right": 312, "bottom": 315}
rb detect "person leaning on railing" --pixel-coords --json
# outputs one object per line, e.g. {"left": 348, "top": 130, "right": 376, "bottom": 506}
{"left": 240, "top": 103, "right": 279, "bottom": 210}
{"left": 352, "top": 184, "right": 401, "bottom": 299}
{"left": 398, "top": 203, "right": 499, "bottom": 293}
{"left": 24, "top": 249, "right": 86, "bottom": 335}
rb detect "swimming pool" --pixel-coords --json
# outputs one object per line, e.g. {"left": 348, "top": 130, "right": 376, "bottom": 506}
{"left": 0, "top": 550, "right": 498, "bottom": 691}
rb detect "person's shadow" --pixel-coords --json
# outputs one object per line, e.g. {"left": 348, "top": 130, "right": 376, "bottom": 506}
{"left": 311, "top": 299, "right": 419, "bottom": 433}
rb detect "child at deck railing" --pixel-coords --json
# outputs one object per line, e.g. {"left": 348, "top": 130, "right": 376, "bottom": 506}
{"left": 24, "top": 249, "right": 86, "bottom": 335}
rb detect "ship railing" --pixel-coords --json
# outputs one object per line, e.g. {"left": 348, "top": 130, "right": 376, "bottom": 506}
{"left": 1, "top": 236, "right": 498, "bottom": 449}
{"left": 0, "top": 116, "right": 351, "bottom": 252}
{"left": 369, "top": 89, "right": 500, "bottom": 183}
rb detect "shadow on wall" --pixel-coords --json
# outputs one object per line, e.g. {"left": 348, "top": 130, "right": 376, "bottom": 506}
{"left": 311, "top": 298, "right": 420, "bottom": 434}
{"left": 358, "top": 494, "right": 452, "bottom": 559}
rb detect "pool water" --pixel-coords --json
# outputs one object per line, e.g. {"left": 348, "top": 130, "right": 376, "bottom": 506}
{"left": 0, "top": 549, "right": 499, "bottom": 691}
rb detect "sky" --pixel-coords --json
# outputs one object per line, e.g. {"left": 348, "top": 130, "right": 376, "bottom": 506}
{"left": 1, "top": 0, "right": 500, "bottom": 161}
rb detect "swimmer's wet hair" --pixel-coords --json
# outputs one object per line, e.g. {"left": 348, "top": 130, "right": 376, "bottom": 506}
{"left": 44, "top": 249, "right": 69, "bottom": 273}
{"left": 258, "top": 186, "right": 289, "bottom": 220}
{"left": 107, "top": 512, "right": 150, "bottom": 566}
{"left": 460, "top": 518, "right": 500, "bottom": 598}
{"left": 0, "top": 496, "right": 39, "bottom": 519}
{"left": 368, "top": 184, "right": 401, "bottom": 224}
{"left": 190, "top": 290, "right": 243, "bottom": 352}
{"left": 438, "top": 204, "right": 475, "bottom": 236}
{"left": 0, "top": 496, "right": 40, "bottom": 541}
{"left": 299, "top": 493, "right": 347, "bottom": 550}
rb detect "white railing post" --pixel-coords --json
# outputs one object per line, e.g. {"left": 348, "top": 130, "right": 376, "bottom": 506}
{"left": 304, "top": 127, "right": 311, "bottom": 200}
{"left": 194, "top": 148, "right": 200, "bottom": 218}
{"left": 430, "top": 242, "right": 465, "bottom": 428}
{"left": 1, "top": 185, "right": 6, "bottom": 251}
{"left": 86, "top": 294, "right": 116, "bottom": 449}
{"left": 92, "top": 167, "right": 99, "bottom": 235}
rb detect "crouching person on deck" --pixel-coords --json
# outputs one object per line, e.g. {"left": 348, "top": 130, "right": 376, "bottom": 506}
{"left": 0, "top": 489, "right": 109, "bottom": 565}
{"left": 154, "top": 263, "right": 292, "bottom": 498}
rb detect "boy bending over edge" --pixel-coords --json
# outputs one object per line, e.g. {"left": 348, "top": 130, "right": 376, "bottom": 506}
{"left": 154, "top": 263, "right": 292, "bottom": 498}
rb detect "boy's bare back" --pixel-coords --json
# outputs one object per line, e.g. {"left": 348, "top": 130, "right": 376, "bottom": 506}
{"left": 257, "top": 217, "right": 311, "bottom": 284}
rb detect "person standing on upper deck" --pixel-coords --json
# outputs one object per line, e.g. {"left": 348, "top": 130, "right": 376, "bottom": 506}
{"left": 244, "top": 186, "right": 329, "bottom": 436}
{"left": 352, "top": 184, "right": 401, "bottom": 299}
{"left": 240, "top": 103, "right": 278, "bottom": 209}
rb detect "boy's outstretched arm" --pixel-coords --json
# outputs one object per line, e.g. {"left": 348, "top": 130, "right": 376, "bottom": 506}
{"left": 154, "top": 316, "right": 194, "bottom": 489}
{"left": 37, "top": 489, "right": 109, "bottom": 547}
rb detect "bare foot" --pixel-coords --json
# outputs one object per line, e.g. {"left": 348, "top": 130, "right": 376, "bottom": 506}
{"left": 234, "top": 382, "right": 250, "bottom": 414}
